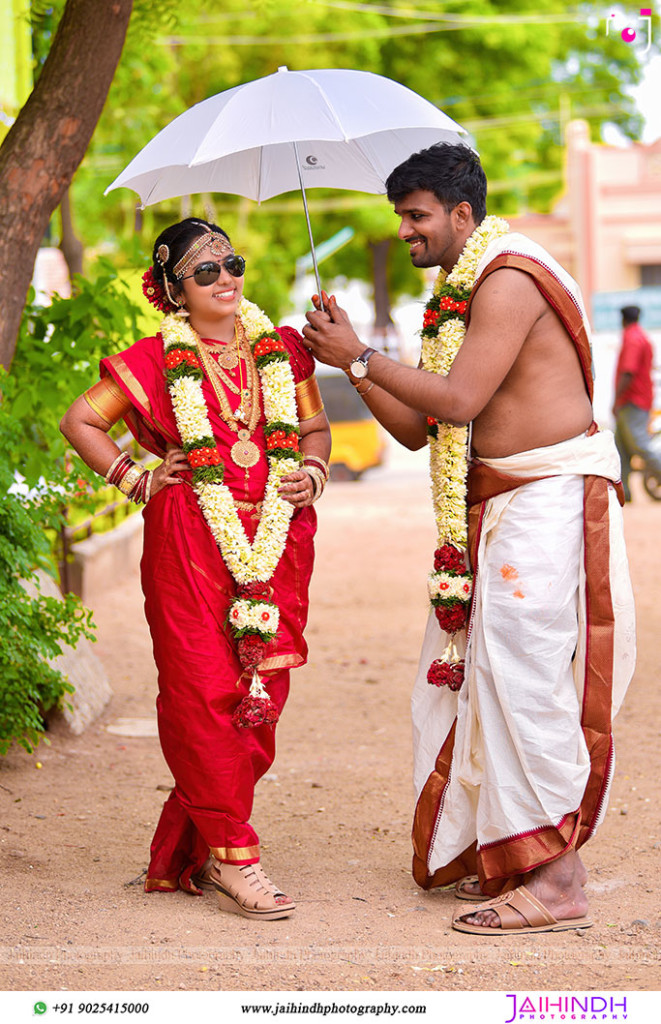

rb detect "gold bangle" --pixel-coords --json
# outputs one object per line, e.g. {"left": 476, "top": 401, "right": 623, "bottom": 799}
{"left": 355, "top": 381, "right": 374, "bottom": 396}
{"left": 117, "top": 464, "right": 144, "bottom": 496}
{"left": 104, "top": 452, "right": 126, "bottom": 483}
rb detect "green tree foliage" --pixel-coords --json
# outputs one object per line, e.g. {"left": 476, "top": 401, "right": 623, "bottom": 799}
{"left": 0, "top": 263, "right": 149, "bottom": 755}
{"left": 6, "top": 260, "right": 149, "bottom": 490}
{"left": 0, "top": 389, "right": 95, "bottom": 754}
{"left": 24, "top": 1, "right": 657, "bottom": 323}
{"left": 75, "top": 0, "right": 649, "bottom": 321}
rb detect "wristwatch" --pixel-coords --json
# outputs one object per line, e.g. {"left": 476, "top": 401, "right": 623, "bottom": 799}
{"left": 349, "top": 348, "right": 377, "bottom": 380}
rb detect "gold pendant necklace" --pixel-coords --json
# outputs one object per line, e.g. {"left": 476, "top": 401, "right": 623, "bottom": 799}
{"left": 206, "top": 340, "right": 239, "bottom": 370}
{"left": 231, "top": 429, "right": 261, "bottom": 469}
{"left": 194, "top": 320, "right": 262, "bottom": 476}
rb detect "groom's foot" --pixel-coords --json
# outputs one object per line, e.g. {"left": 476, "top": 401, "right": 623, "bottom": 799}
{"left": 457, "top": 851, "right": 588, "bottom": 901}
{"left": 457, "top": 851, "right": 588, "bottom": 929}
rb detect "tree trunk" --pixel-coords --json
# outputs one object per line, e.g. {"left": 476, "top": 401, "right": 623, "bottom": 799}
{"left": 59, "top": 188, "right": 84, "bottom": 282}
{"left": 0, "top": 0, "right": 134, "bottom": 370}
{"left": 370, "top": 238, "right": 394, "bottom": 331}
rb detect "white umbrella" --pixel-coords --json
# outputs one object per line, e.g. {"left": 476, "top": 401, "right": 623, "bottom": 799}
{"left": 106, "top": 66, "right": 467, "bottom": 294}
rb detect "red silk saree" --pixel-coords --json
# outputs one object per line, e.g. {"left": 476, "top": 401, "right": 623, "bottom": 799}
{"left": 99, "top": 327, "right": 317, "bottom": 893}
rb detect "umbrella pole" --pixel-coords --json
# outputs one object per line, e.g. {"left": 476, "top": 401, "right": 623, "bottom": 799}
{"left": 293, "top": 141, "right": 324, "bottom": 304}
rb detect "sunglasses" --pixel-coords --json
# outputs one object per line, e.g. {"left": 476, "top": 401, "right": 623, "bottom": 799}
{"left": 182, "top": 255, "right": 246, "bottom": 285}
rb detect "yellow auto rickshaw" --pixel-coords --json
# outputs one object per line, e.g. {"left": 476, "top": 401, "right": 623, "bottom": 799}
{"left": 315, "top": 365, "right": 385, "bottom": 480}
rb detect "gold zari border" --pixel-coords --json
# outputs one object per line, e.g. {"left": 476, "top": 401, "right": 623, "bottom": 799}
{"left": 144, "top": 877, "right": 178, "bottom": 892}
{"left": 210, "top": 844, "right": 260, "bottom": 862}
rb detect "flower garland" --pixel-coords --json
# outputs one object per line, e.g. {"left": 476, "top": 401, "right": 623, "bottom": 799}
{"left": 421, "top": 215, "right": 509, "bottom": 691}
{"left": 161, "top": 298, "right": 303, "bottom": 728}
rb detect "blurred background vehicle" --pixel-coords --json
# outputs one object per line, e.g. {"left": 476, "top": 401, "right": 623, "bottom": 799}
{"left": 315, "top": 365, "right": 385, "bottom": 481}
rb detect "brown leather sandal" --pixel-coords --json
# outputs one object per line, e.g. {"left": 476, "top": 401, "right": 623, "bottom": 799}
{"left": 210, "top": 860, "right": 296, "bottom": 920}
{"left": 452, "top": 884, "right": 592, "bottom": 934}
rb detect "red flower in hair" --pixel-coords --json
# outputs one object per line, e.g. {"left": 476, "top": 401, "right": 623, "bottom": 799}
{"left": 142, "top": 267, "right": 173, "bottom": 313}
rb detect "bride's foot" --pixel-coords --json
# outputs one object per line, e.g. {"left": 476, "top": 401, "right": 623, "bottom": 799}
{"left": 210, "top": 859, "right": 296, "bottom": 920}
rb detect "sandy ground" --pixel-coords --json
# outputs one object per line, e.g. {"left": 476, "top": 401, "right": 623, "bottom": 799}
{"left": 1, "top": 444, "right": 660, "bottom": 998}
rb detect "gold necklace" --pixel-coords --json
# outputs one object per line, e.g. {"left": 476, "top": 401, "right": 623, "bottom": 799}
{"left": 194, "top": 322, "right": 262, "bottom": 474}
{"left": 201, "top": 331, "right": 239, "bottom": 370}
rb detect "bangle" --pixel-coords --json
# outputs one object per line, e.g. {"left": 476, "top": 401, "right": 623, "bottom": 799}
{"left": 117, "top": 463, "right": 143, "bottom": 496}
{"left": 303, "top": 455, "right": 330, "bottom": 482}
{"left": 128, "top": 468, "right": 153, "bottom": 505}
{"left": 304, "top": 466, "right": 326, "bottom": 502}
{"left": 105, "top": 451, "right": 151, "bottom": 504}
{"left": 354, "top": 380, "right": 374, "bottom": 396}
{"left": 105, "top": 451, "right": 134, "bottom": 487}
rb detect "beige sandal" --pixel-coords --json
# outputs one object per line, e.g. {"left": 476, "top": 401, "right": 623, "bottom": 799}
{"left": 190, "top": 857, "right": 216, "bottom": 892}
{"left": 210, "top": 859, "right": 296, "bottom": 920}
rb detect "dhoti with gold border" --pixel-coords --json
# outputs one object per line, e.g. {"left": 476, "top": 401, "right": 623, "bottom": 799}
{"left": 411, "top": 430, "right": 635, "bottom": 896}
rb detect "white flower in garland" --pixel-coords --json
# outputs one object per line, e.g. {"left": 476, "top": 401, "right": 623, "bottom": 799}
{"left": 421, "top": 215, "right": 510, "bottom": 690}
{"left": 160, "top": 301, "right": 305, "bottom": 722}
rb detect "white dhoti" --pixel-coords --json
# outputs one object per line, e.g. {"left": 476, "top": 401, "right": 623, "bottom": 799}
{"left": 411, "top": 430, "right": 636, "bottom": 893}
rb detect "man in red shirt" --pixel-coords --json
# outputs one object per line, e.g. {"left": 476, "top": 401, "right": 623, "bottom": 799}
{"left": 613, "top": 305, "right": 660, "bottom": 501}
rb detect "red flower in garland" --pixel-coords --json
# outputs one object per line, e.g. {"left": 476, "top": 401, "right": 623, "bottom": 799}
{"left": 237, "top": 582, "right": 272, "bottom": 601}
{"left": 142, "top": 267, "right": 173, "bottom": 313}
{"left": 427, "top": 659, "right": 465, "bottom": 691}
{"left": 435, "top": 602, "right": 467, "bottom": 633}
{"left": 188, "top": 446, "right": 222, "bottom": 467}
{"left": 165, "top": 348, "right": 201, "bottom": 370}
{"left": 254, "top": 336, "right": 287, "bottom": 358}
{"left": 439, "top": 296, "right": 468, "bottom": 315}
{"left": 237, "top": 634, "right": 270, "bottom": 669}
{"left": 434, "top": 544, "right": 466, "bottom": 573}
{"left": 232, "top": 693, "right": 279, "bottom": 728}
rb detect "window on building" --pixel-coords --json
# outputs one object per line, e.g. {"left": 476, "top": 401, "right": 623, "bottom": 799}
{"left": 641, "top": 265, "right": 661, "bottom": 286}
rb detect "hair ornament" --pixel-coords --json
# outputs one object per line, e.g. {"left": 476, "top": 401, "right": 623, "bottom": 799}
{"left": 173, "top": 227, "right": 233, "bottom": 279}
{"left": 142, "top": 267, "right": 172, "bottom": 313}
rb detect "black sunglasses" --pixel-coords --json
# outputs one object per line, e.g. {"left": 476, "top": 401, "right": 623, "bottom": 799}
{"left": 182, "top": 255, "right": 246, "bottom": 286}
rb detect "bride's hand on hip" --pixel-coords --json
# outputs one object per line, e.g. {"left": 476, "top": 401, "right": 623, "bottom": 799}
{"left": 150, "top": 446, "right": 189, "bottom": 496}
{"left": 278, "top": 468, "right": 315, "bottom": 507}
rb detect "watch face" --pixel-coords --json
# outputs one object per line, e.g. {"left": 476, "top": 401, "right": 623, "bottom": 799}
{"left": 350, "top": 359, "right": 368, "bottom": 379}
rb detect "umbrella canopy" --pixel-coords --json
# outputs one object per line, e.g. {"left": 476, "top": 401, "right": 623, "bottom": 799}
{"left": 106, "top": 67, "right": 467, "bottom": 206}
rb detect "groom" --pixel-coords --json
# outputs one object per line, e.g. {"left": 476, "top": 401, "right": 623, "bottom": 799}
{"left": 302, "top": 143, "right": 635, "bottom": 935}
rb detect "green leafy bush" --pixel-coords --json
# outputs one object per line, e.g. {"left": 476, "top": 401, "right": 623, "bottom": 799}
{"left": 0, "top": 261, "right": 149, "bottom": 753}
{"left": 0, "top": 391, "right": 95, "bottom": 754}
{"left": 7, "top": 258, "right": 150, "bottom": 491}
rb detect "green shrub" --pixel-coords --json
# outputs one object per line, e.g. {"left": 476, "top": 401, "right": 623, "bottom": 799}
{"left": 0, "top": 390, "right": 96, "bottom": 753}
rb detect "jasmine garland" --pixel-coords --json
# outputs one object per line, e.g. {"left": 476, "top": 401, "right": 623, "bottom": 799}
{"left": 421, "top": 215, "right": 510, "bottom": 689}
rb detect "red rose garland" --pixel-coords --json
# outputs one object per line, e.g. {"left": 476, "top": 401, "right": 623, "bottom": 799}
{"left": 427, "top": 542, "right": 472, "bottom": 688}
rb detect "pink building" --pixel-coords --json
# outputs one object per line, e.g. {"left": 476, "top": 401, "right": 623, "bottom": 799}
{"left": 507, "top": 120, "right": 661, "bottom": 329}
